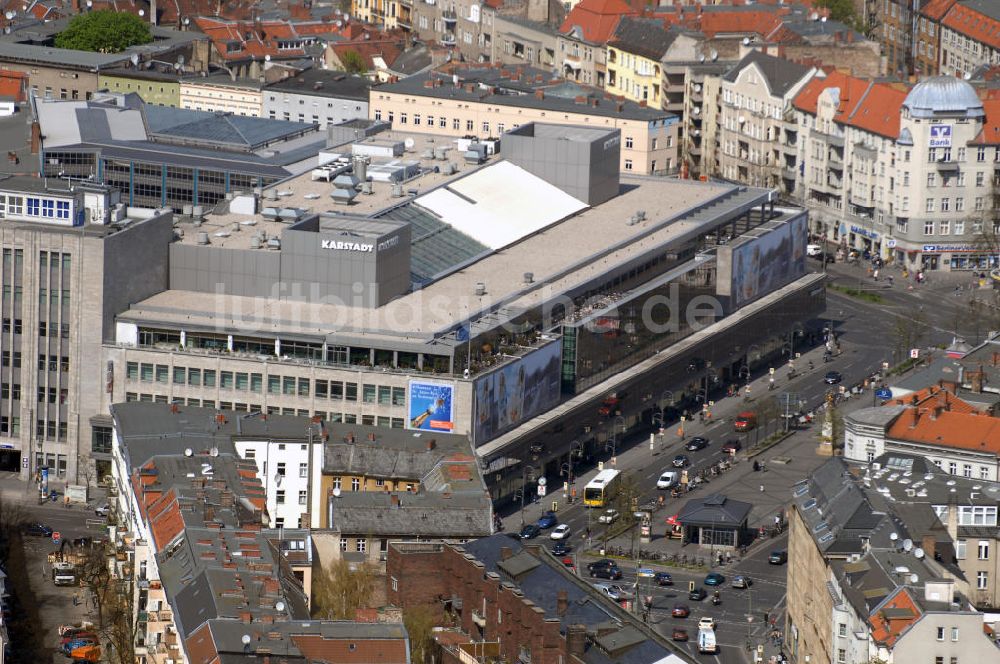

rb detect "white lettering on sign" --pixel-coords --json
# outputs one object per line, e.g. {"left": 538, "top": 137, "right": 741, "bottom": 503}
{"left": 604, "top": 136, "right": 621, "bottom": 150}
{"left": 929, "top": 124, "right": 952, "bottom": 148}
{"left": 377, "top": 235, "right": 400, "bottom": 252}
{"left": 321, "top": 240, "right": 374, "bottom": 252}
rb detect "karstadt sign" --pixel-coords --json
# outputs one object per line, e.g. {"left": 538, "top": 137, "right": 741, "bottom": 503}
{"left": 321, "top": 235, "right": 400, "bottom": 253}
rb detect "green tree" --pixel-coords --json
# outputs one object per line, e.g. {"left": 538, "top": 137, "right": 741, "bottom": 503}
{"left": 340, "top": 50, "right": 368, "bottom": 75}
{"left": 54, "top": 11, "right": 152, "bottom": 53}
{"left": 814, "top": 0, "right": 863, "bottom": 31}
{"left": 403, "top": 605, "right": 440, "bottom": 664}
{"left": 311, "top": 558, "right": 379, "bottom": 620}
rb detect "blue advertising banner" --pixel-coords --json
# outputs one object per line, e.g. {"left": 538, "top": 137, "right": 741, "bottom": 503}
{"left": 407, "top": 380, "right": 456, "bottom": 431}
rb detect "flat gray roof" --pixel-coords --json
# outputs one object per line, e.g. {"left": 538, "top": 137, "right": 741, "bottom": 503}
{"left": 0, "top": 41, "right": 131, "bottom": 69}
{"left": 118, "top": 175, "right": 740, "bottom": 342}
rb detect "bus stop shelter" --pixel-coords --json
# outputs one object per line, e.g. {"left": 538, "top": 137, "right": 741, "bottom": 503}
{"left": 676, "top": 493, "right": 751, "bottom": 549}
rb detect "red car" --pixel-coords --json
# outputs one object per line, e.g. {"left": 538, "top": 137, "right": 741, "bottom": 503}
{"left": 672, "top": 604, "right": 690, "bottom": 618}
{"left": 672, "top": 628, "right": 689, "bottom": 641}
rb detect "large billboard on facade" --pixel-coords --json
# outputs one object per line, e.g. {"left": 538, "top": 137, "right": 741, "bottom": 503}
{"left": 473, "top": 340, "right": 562, "bottom": 445}
{"left": 407, "top": 380, "right": 455, "bottom": 431}
{"left": 719, "top": 215, "right": 807, "bottom": 308}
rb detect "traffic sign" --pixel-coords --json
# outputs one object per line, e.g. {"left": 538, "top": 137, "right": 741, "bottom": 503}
{"left": 537, "top": 477, "right": 547, "bottom": 486}
{"left": 688, "top": 580, "right": 695, "bottom": 592}
{"left": 52, "top": 531, "right": 60, "bottom": 543}
{"left": 910, "top": 348, "right": 920, "bottom": 359}
{"left": 875, "top": 388, "right": 893, "bottom": 400}
{"left": 21, "top": 458, "right": 26, "bottom": 468}
{"left": 537, "top": 483, "right": 547, "bottom": 497}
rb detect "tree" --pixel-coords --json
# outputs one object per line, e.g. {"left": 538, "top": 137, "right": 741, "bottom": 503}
{"left": 403, "top": 605, "right": 440, "bottom": 664}
{"left": 54, "top": 11, "right": 152, "bottom": 53}
{"left": 340, "top": 50, "right": 368, "bottom": 75}
{"left": 813, "top": 0, "right": 863, "bottom": 31}
{"left": 311, "top": 558, "right": 379, "bottom": 619}
{"left": 75, "top": 544, "right": 137, "bottom": 664}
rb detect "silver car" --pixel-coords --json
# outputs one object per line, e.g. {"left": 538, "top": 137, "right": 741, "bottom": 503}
{"left": 593, "top": 582, "right": 628, "bottom": 601}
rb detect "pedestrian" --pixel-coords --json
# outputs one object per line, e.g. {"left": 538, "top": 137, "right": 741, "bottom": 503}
{"left": 718, "top": 553, "right": 724, "bottom": 566}
{"left": 888, "top": 275, "right": 894, "bottom": 286}
{"left": 763, "top": 611, "right": 769, "bottom": 625}
{"left": 760, "top": 484, "right": 765, "bottom": 492}
{"left": 873, "top": 268, "right": 879, "bottom": 280}
{"left": 72, "top": 591, "right": 79, "bottom": 606}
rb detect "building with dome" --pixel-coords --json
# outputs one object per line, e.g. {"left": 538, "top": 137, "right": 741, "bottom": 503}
{"left": 788, "top": 70, "right": 1000, "bottom": 272}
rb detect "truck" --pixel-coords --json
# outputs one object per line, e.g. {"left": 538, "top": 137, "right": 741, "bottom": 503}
{"left": 697, "top": 627, "right": 718, "bottom": 654}
{"left": 52, "top": 562, "right": 77, "bottom": 586}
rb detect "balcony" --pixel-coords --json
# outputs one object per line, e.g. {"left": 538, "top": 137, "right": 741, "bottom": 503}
{"left": 934, "top": 158, "right": 959, "bottom": 171}
{"left": 442, "top": 9, "right": 457, "bottom": 25}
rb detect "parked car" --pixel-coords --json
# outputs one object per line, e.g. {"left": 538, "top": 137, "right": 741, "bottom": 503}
{"left": 654, "top": 572, "right": 673, "bottom": 586}
{"left": 721, "top": 439, "right": 742, "bottom": 453}
{"left": 589, "top": 565, "right": 623, "bottom": 580}
{"left": 552, "top": 542, "right": 572, "bottom": 556}
{"left": 518, "top": 524, "right": 541, "bottom": 540}
{"left": 704, "top": 572, "right": 725, "bottom": 586}
{"left": 698, "top": 617, "right": 716, "bottom": 631}
{"left": 537, "top": 511, "right": 558, "bottom": 529}
{"left": 672, "top": 455, "right": 690, "bottom": 468}
{"left": 824, "top": 371, "right": 843, "bottom": 384}
{"left": 598, "top": 509, "right": 620, "bottom": 524}
{"left": 671, "top": 628, "right": 689, "bottom": 641}
{"left": 656, "top": 471, "right": 679, "bottom": 489}
{"left": 550, "top": 524, "right": 571, "bottom": 540}
{"left": 672, "top": 604, "right": 690, "bottom": 618}
{"left": 685, "top": 437, "right": 709, "bottom": 452}
{"left": 23, "top": 523, "right": 53, "bottom": 537}
{"left": 94, "top": 503, "right": 110, "bottom": 518}
{"left": 769, "top": 550, "right": 788, "bottom": 565}
{"left": 689, "top": 587, "right": 708, "bottom": 601}
{"left": 731, "top": 575, "right": 753, "bottom": 589}
{"left": 733, "top": 411, "right": 757, "bottom": 431}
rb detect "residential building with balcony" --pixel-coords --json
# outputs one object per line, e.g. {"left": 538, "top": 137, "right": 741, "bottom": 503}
{"left": 916, "top": 0, "right": 955, "bottom": 76}
{"left": 491, "top": 14, "right": 559, "bottom": 69}
{"left": 712, "top": 50, "right": 814, "bottom": 189}
{"left": 399, "top": 0, "right": 496, "bottom": 63}
{"left": 0, "top": 176, "right": 172, "bottom": 487}
{"left": 938, "top": 0, "right": 1000, "bottom": 79}
{"left": 557, "top": 0, "right": 636, "bottom": 87}
{"left": 606, "top": 19, "right": 700, "bottom": 110}
{"left": 876, "top": 0, "right": 924, "bottom": 76}
{"left": 792, "top": 73, "right": 1000, "bottom": 271}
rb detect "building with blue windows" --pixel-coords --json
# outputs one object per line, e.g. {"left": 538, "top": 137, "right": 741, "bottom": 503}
{"left": 33, "top": 92, "right": 324, "bottom": 212}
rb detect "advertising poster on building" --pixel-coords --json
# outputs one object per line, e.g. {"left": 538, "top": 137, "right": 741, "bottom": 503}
{"left": 407, "top": 380, "right": 455, "bottom": 431}
{"left": 473, "top": 340, "right": 562, "bottom": 444}
{"left": 728, "top": 216, "right": 808, "bottom": 308}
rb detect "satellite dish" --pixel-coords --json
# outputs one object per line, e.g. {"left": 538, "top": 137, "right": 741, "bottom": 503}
{"left": 710, "top": 49, "right": 718, "bottom": 61}
{"left": 184, "top": 448, "right": 193, "bottom": 457}
{"left": 138, "top": 8, "right": 144, "bottom": 16}
{"left": 274, "top": 473, "right": 282, "bottom": 487}
{"left": 178, "top": 55, "right": 185, "bottom": 65}
{"left": 4, "top": 11, "right": 12, "bottom": 19}
{"left": 174, "top": 62, "right": 181, "bottom": 71}
{"left": 404, "top": 137, "right": 415, "bottom": 149}
{"left": 210, "top": 446, "right": 219, "bottom": 457}
{"left": 914, "top": 548, "right": 925, "bottom": 559}
{"left": 903, "top": 538, "right": 913, "bottom": 552}
{"left": 183, "top": 16, "right": 190, "bottom": 25}
{"left": 738, "top": 116, "right": 746, "bottom": 124}
{"left": 344, "top": 12, "right": 350, "bottom": 20}
{"left": 695, "top": 83, "right": 702, "bottom": 92}
{"left": 275, "top": 600, "right": 285, "bottom": 611}
{"left": 336, "top": 19, "right": 342, "bottom": 27}
{"left": 130, "top": 53, "right": 139, "bottom": 66}
{"left": 820, "top": 16, "right": 827, "bottom": 22}
{"left": 333, "top": 487, "right": 342, "bottom": 497}
{"left": 241, "top": 635, "right": 251, "bottom": 645}
{"left": 265, "top": 54, "right": 271, "bottom": 62}
{"left": 698, "top": 54, "right": 705, "bottom": 63}
{"left": 889, "top": 532, "right": 898, "bottom": 541}
{"left": 693, "top": 107, "right": 700, "bottom": 115}
{"left": 964, "top": 72, "right": 972, "bottom": 80}
{"left": 909, "top": 573, "right": 919, "bottom": 584}
{"left": 742, "top": 37, "right": 750, "bottom": 46}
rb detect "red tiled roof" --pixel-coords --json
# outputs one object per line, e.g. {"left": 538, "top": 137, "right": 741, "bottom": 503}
{"left": 330, "top": 38, "right": 403, "bottom": 69}
{"left": 887, "top": 407, "right": 1000, "bottom": 455}
{"left": 942, "top": 0, "right": 1000, "bottom": 51}
{"left": 870, "top": 589, "right": 921, "bottom": 647}
{"left": 696, "top": 10, "right": 785, "bottom": 40}
{"left": 0, "top": 69, "right": 26, "bottom": 102}
{"left": 920, "top": 0, "right": 957, "bottom": 21}
{"left": 972, "top": 98, "right": 1000, "bottom": 145}
{"left": 792, "top": 70, "right": 908, "bottom": 138}
{"left": 559, "top": 0, "right": 638, "bottom": 43}
{"left": 888, "top": 386, "right": 981, "bottom": 414}
{"left": 195, "top": 16, "right": 362, "bottom": 61}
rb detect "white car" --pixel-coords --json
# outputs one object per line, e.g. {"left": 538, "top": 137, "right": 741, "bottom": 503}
{"left": 597, "top": 509, "right": 619, "bottom": 524}
{"left": 593, "top": 582, "right": 627, "bottom": 601}
{"left": 698, "top": 617, "right": 716, "bottom": 631}
{"left": 94, "top": 503, "right": 110, "bottom": 518}
{"left": 550, "top": 524, "right": 571, "bottom": 540}
{"left": 657, "top": 471, "right": 678, "bottom": 489}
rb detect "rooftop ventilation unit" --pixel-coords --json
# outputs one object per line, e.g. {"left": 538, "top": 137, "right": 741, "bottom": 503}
{"left": 474, "top": 282, "right": 486, "bottom": 296}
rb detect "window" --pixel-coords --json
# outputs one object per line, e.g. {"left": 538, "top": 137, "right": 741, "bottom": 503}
{"left": 937, "top": 626, "right": 945, "bottom": 641}
{"left": 203, "top": 370, "right": 216, "bottom": 387}
{"left": 276, "top": 490, "right": 285, "bottom": 504}
{"left": 979, "top": 540, "right": 990, "bottom": 560}
{"left": 977, "top": 570, "right": 988, "bottom": 590}
{"left": 927, "top": 172, "right": 936, "bottom": 187}
{"left": 340, "top": 537, "right": 348, "bottom": 551}
{"left": 392, "top": 387, "right": 405, "bottom": 406}
{"left": 941, "top": 198, "right": 950, "bottom": 212}
{"left": 940, "top": 220, "right": 951, "bottom": 235}
{"left": 356, "top": 538, "right": 367, "bottom": 553}
{"left": 956, "top": 198, "right": 964, "bottom": 212}
{"left": 300, "top": 462, "right": 308, "bottom": 478}
{"left": 126, "top": 362, "right": 138, "bottom": 380}
{"left": 298, "top": 490, "right": 307, "bottom": 505}
{"left": 957, "top": 539, "right": 967, "bottom": 559}
{"left": 836, "top": 649, "right": 845, "bottom": 664}
{"left": 173, "top": 367, "right": 186, "bottom": 384}
{"left": 977, "top": 171, "right": 985, "bottom": 187}
{"left": 978, "top": 146, "right": 986, "bottom": 161}
{"left": 952, "top": 627, "right": 959, "bottom": 641}
{"left": 926, "top": 198, "right": 935, "bottom": 213}
{"left": 351, "top": 477, "right": 361, "bottom": 491}
{"left": 624, "top": 136, "right": 633, "bottom": 149}
{"left": 482, "top": 121, "right": 490, "bottom": 133}
{"left": 624, "top": 159, "right": 633, "bottom": 171}
{"left": 363, "top": 384, "right": 376, "bottom": 403}
{"left": 925, "top": 220, "right": 935, "bottom": 235}
{"left": 838, "top": 623, "right": 847, "bottom": 637}
{"left": 276, "top": 462, "right": 286, "bottom": 476}
{"left": 949, "top": 461, "right": 957, "bottom": 474}
{"left": 958, "top": 505, "right": 998, "bottom": 526}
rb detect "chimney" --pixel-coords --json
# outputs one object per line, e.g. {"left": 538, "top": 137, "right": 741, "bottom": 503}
{"left": 616, "top": 102, "right": 624, "bottom": 112}
{"left": 30, "top": 121, "right": 41, "bottom": 154}
{"left": 390, "top": 494, "right": 400, "bottom": 508}
{"left": 500, "top": 546, "right": 513, "bottom": 561}
{"left": 557, "top": 590, "right": 568, "bottom": 616}
{"left": 566, "top": 624, "right": 587, "bottom": 658}
{"left": 639, "top": 100, "right": 647, "bottom": 107}
{"left": 368, "top": 432, "right": 376, "bottom": 442}
{"left": 240, "top": 612, "right": 252, "bottom": 624}
{"left": 847, "top": 31, "right": 854, "bottom": 43}
{"left": 909, "top": 408, "right": 920, "bottom": 428}
{"left": 921, "top": 535, "right": 936, "bottom": 559}
{"left": 971, "top": 368, "right": 984, "bottom": 393}
{"left": 426, "top": 439, "right": 436, "bottom": 451}
{"left": 574, "top": 94, "right": 586, "bottom": 104}
{"left": 535, "top": 89, "right": 545, "bottom": 100}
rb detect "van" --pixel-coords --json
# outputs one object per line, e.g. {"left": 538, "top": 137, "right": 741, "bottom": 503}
{"left": 656, "top": 471, "right": 679, "bottom": 489}
{"left": 734, "top": 411, "right": 757, "bottom": 432}
{"left": 52, "top": 562, "right": 76, "bottom": 586}
{"left": 697, "top": 628, "right": 718, "bottom": 654}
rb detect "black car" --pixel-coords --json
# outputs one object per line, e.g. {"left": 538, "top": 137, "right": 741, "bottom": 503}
{"left": 721, "top": 439, "right": 742, "bottom": 453}
{"left": 769, "top": 550, "right": 788, "bottom": 565}
{"left": 685, "top": 437, "right": 709, "bottom": 452}
{"left": 552, "top": 542, "right": 572, "bottom": 556}
{"left": 689, "top": 587, "right": 708, "bottom": 601}
{"left": 587, "top": 559, "right": 616, "bottom": 571}
{"left": 23, "top": 523, "right": 52, "bottom": 537}
{"left": 672, "top": 454, "right": 690, "bottom": 468}
{"left": 824, "top": 371, "right": 843, "bottom": 384}
{"left": 591, "top": 566, "right": 623, "bottom": 580}
{"left": 519, "top": 524, "right": 541, "bottom": 540}
{"left": 654, "top": 572, "right": 674, "bottom": 586}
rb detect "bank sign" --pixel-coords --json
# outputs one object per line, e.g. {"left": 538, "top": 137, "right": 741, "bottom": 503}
{"left": 929, "top": 124, "right": 952, "bottom": 148}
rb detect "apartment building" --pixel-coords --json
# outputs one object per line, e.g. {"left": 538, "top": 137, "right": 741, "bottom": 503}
{"left": 0, "top": 177, "right": 172, "bottom": 486}
{"left": 605, "top": 19, "right": 700, "bottom": 111}
{"left": 557, "top": 0, "right": 636, "bottom": 87}
{"left": 712, "top": 51, "right": 814, "bottom": 189}
{"left": 792, "top": 72, "right": 1000, "bottom": 271}
{"left": 491, "top": 13, "right": 560, "bottom": 69}
{"left": 916, "top": 0, "right": 954, "bottom": 76}
{"left": 263, "top": 69, "right": 370, "bottom": 126}
{"left": 370, "top": 65, "right": 679, "bottom": 174}
{"left": 938, "top": 0, "right": 1000, "bottom": 79}
{"left": 786, "top": 455, "right": 1000, "bottom": 662}
{"left": 877, "top": 0, "right": 923, "bottom": 75}
{"left": 179, "top": 73, "right": 264, "bottom": 115}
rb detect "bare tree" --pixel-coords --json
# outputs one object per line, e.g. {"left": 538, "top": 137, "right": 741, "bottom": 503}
{"left": 75, "top": 545, "right": 136, "bottom": 664}
{"left": 311, "top": 558, "right": 380, "bottom": 620}
{"left": 403, "top": 605, "right": 441, "bottom": 664}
